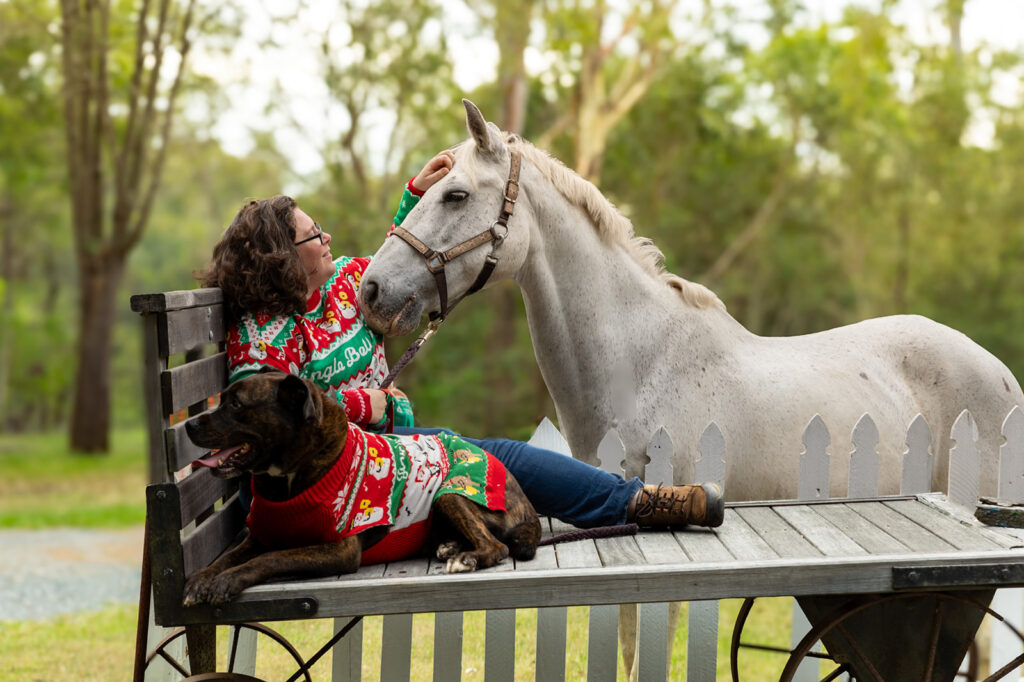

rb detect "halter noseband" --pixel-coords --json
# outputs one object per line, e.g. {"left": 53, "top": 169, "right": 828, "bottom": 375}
{"left": 389, "top": 149, "right": 521, "bottom": 322}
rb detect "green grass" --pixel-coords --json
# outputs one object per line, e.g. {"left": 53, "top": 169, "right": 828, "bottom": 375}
{"left": 0, "top": 428, "right": 147, "bottom": 528}
{"left": 0, "top": 599, "right": 799, "bottom": 681}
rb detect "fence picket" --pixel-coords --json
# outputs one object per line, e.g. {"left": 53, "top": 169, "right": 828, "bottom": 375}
{"left": 646, "top": 427, "right": 674, "bottom": 486}
{"left": 800, "top": 415, "right": 831, "bottom": 500}
{"left": 485, "top": 610, "right": 516, "bottom": 682}
{"left": 597, "top": 428, "right": 626, "bottom": 476}
{"left": 636, "top": 602, "right": 671, "bottom": 682}
{"left": 793, "top": 416, "right": 833, "bottom": 681}
{"left": 902, "top": 414, "right": 933, "bottom": 494}
{"left": 696, "top": 422, "right": 726, "bottom": 486}
{"left": 332, "top": 617, "right": 362, "bottom": 682}
{"left": 1001, "top": 406, "right": 1024, "bottom": 504}
{"left": 380, "top": 614, "right": 412, "bottom": 682}
{"left": 529, "top": 417, "right": 573, "bottom": 456}
{"left": 537, "top": 607, "right": 567, "bottom": 682}
{"left": 433, "top": 611, "right": 463, "bottom": 681}
{"left": 587, "top": 605, "right": 619, "bottom": 681}
{"left": 949, "top": 410, "right": 981, "bottom": 509}
{"left": 528, "top": 420, "right": 571, "bottom": 681}
{"left": 849, "top": 414, "right": 880, "bottom": 498}
{"left": 687, "top": 423, "right": 725, "bottom": 682}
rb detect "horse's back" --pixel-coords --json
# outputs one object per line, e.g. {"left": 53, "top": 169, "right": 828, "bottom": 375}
{"left": 690, "top": 314, "right": 1021, "bottom": 500}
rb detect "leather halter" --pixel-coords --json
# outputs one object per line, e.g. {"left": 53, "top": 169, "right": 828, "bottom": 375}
{"left": 389, "top": 149, "right": 521, "bottom": 322}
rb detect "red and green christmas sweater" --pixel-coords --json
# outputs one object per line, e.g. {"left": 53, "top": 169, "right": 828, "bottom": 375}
{"left": 246, "top": 425, "right": 507, "bottom": 564}
{"left": 226, "top": 180, "right": 427, "bottom": 428}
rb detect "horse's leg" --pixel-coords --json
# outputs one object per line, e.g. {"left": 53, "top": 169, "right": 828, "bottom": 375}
{"left": 667, "top": 602, "right": 682, "bottom": 673}
{"left": 618, "top": 604, "right": 638, "bottom": 680}
{"left": 620, "top": 601, "right": 684, "bottom": 681}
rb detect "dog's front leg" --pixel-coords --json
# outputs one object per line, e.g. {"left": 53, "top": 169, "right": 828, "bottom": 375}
{"left": 434, "top": 495, "right": 510, "bottom": 573}
{"left": 187, "top": 537, "right": 364, "bottom": 605}
{"left": 183, "top": 533, "right": 265, "bottom": 606}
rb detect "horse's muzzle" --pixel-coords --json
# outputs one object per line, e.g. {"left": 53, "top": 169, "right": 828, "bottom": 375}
{"left": 359, "top": 276, "right": 423, "bottom": 337}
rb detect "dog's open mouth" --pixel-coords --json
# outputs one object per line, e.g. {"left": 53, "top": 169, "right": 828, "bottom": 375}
{"left": 191, "top": 443, "right": 253, "bottom": 474}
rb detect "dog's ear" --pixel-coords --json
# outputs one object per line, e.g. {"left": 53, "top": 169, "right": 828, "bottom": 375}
{"left": 277, "top": 374, "right": 323, "bottom": 424}
{"left": 258, "top": 366, "right": 282, "bottom": 375}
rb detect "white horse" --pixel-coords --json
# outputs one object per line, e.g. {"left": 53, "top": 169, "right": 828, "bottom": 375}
{"left": 360, "top": 99, "right": 1023, "bottom": 679}
{"left": 362, "top": 100, "right": 1022, "bottom": 501}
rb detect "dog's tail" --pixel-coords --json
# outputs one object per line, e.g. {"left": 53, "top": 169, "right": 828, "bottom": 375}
{"left": 504, "top": 520, "right": 541, "bottom": 561}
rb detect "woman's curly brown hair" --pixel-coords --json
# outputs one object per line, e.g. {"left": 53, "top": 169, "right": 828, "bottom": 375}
{"left": 198, "top": 195, "right": 309, "bottom": 323}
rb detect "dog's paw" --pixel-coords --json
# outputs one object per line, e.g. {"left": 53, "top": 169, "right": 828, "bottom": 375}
{"left": 445, "top": 552, "right": 478, "bottom": 573}
{"left": 182, "top": 568, "right": 220, "bottom": 606}
{"left": 183, "top": 567, "right": 253, "bottom": 606}
{"left": 436, "top": 541, "right": 461, "bottom": 561}
{"left": 204, "top": 567, "right": 254, "bottom": 604}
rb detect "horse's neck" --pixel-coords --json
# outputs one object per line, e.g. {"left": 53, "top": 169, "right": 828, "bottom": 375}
{"left": 516, "top": 197, "right": 745, "bottom": 430}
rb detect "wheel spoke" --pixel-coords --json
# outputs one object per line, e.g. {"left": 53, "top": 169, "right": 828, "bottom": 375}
{"left": 228, "top": 624, "right": 241, "bottom": 672}
{"left": 836, "top": 622, "right": 884, "bottom": 682}
{"left": 921, "top": 600, "right": 945, "bottom": 682}
{"left": 821, "top": 663, "right": 851, "bottom": 682}
{"left": 156, "top": 647, "right": 191, "bottom": 677}
{"left": 983, "top": 652, "right": 1024, "bottom": 682}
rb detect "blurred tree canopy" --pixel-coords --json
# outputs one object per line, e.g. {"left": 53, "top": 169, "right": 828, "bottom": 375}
{"left": 1, "top": 0, "right": 1023, "bottom": 448}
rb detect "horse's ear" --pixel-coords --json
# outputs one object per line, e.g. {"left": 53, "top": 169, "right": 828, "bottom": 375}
{"left": 463, "top": 98, "right": 504, "bottom": 157}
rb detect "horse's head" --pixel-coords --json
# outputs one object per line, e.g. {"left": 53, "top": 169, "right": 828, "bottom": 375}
{"left": 361, "top": 100, "right": 532, "bottom": 336}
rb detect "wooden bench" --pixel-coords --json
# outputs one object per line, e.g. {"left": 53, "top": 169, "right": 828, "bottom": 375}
{"left": 131, "top": 287, "right": 1024, "bottom": 681}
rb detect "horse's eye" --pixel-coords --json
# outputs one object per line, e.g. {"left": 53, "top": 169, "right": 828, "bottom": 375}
{"left": 444, "top": 190, "right": 469, "bottom": 203}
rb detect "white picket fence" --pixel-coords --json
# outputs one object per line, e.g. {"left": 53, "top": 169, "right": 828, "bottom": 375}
{"left": 148, "top": 406, "right": 1024, "bottom": 681}
{"left": 491, "top": 405, "right": 1024, "bottom": 675}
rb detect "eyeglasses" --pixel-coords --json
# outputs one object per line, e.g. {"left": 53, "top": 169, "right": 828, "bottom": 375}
{"left": 294, "top": 222, "right": 324, "bottom": 246}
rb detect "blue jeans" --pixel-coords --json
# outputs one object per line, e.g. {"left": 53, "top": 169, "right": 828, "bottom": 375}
{"left": 395, "top": 427, "right": 643, "bottom": 528}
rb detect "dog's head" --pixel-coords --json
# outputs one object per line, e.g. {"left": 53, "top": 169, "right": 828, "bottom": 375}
{"left": 185, "top": 369, "right": 342, "bottom": 478}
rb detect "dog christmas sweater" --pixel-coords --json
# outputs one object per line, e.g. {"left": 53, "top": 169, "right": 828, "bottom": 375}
{"left": 246, "top": 424, "right": 508, "bottom": 564}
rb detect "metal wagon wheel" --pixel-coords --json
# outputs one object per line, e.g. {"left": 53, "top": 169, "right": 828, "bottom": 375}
{"left": 777, "top": 592, "right": 1024, "bottom": 682}
{"left": 144, "top": 622, "right": 312, "bottom": 681}
{"left": 731, "top": 594, "right": 1019, "bottom": 682}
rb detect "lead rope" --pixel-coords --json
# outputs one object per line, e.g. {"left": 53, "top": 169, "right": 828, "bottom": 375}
{"left": 539, "top": 522, "right": 639, "bottom": 546}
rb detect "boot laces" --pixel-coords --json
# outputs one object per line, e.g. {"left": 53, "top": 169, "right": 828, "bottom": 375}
{"left": 635, "top": 484, "right": 691, "bottom": 522}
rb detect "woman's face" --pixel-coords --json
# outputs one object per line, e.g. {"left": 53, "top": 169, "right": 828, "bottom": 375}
{"left": 293, "top": 207, "right": 334, "bottom": 293}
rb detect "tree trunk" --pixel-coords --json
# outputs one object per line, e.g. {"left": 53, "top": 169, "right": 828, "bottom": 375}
{"left": 0, "top": 194, "right": 13, "bottom": 428}
{"left": 495, "top": 0, "right": 532, "bottom": 134}
{"left": 69, "top": 254, "right": 125, "bottom": 452}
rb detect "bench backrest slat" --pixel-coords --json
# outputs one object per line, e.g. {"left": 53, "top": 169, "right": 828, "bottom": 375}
{"left": 177, "top": 467, "right": 239, "bottom": 527}
{"left": 131, "top": 288, "right": 225, "bottom": 314}
{"left": 161, "top": 352, "right": 227, "bottom": 414}
{"left": 166, "top": 418, "right": 210, "bottom": 473}
{"left": 182, "top": 496, "right": 247, "bottom": 577}
{"left": 162, "top": 304, "right": 227, "bottom": 356}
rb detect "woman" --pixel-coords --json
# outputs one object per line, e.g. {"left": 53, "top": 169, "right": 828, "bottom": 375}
{"left": 199, "top": 151, "right": 723, "bottom": 530}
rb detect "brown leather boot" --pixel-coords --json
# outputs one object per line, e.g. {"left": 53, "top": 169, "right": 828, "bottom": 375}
{"left": 626, "top": 483, "right": 724, "bottom": 528}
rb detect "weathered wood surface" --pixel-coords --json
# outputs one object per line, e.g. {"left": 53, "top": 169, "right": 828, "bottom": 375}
{"left": 169, "top": 493, "right": 1024, "bottom": 625}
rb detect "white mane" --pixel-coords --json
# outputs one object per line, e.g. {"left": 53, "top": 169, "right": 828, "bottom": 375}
{"left": 501, "top": 137, "right": 725, "bottom": 311}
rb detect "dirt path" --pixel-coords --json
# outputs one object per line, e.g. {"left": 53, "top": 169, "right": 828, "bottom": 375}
{"left": 0, "top": 526, "right": 143, "bottom": 620}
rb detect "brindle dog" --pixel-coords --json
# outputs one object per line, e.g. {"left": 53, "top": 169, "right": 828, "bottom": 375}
{"left": 182, "top": 369, "right": 540, "bottom": 606}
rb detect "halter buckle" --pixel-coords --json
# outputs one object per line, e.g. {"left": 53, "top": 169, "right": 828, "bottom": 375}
{"left": 490, "top": 221, "right": 509, "bottom": 243}
{"left": 424, "top": 251, "right": 447, "bottom": 273}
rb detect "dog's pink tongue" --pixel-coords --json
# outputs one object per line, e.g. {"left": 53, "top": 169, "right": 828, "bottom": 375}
{"left": 191, "top": 445, "right": 244, "bottom": 470}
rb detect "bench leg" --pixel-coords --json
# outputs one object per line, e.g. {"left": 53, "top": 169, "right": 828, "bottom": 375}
{"left": 185, "top": 623, "right": 216, "bottom": 674}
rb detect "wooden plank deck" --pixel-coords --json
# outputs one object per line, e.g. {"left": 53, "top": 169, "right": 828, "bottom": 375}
{"left": 177, "top": 493, "right": 1024, "bottom": 625}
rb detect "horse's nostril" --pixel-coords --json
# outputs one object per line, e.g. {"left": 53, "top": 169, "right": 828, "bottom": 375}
{"left": 362, "top": 279, "right": 379, "bottom": 305}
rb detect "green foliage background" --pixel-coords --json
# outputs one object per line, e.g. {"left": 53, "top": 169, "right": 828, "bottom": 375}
{"left": 2, "top": 0, "right": 1023, "bottom": 443}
